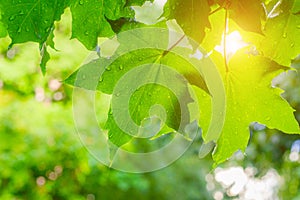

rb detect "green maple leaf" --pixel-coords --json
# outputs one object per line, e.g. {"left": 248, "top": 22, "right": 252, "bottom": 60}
{"left": 65, "top": 27, "right": 211, "bottom": 148}
{"left": 163, "top": 0, "right": 211, "bottom": 43}
{"left": 0, "top": 0, "right": 70, "bottom": 73}
{"left": 198, "top": 49, "right": 300, "bottom": 164}
{"left": 65, "top": 48, "right": 208, "bottom": 147}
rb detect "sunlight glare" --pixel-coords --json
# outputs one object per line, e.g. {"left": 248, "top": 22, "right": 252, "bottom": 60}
{"left": 215, "top": 31, "right": 248, "bottom": 60}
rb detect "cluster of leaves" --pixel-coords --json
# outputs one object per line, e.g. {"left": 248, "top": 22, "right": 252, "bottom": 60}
{"left": 0, "top": 66, "right": 212, "bottom": 200}
{"left": 0, "top": 0, "right": 300, "bottom": 165}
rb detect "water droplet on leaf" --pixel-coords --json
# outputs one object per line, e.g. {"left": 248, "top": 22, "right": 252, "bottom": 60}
{"left": 79, "top": 0, "right": 84, "bottom": 5}
{"left": 106, "top": 67, "right": 111, "bottom": 71}
{"left": 84, "top": 31, "right": 89, "bottom": 35}
{"left": 119, "top": 65, "right": 124, "bottom": 70}
{"left": 283, "top": 33, "right": 287, "bottom": 38}
{"left": 9, "top": 16, "right": 15, "bottom": 21}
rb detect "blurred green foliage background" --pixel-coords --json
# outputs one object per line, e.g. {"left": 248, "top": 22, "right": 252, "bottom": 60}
{"left": 0, "top": 9, "right": 300, "bottom": 200}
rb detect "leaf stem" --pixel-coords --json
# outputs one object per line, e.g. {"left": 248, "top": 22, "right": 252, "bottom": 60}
{"left": 162, "top": 34, "right": 185, "bottom": 57}
{"left": 224, "top": 9, "right": 229, "bottom": 72}
{"left": 154, "top": 34, "right": 185, "bottom": 63}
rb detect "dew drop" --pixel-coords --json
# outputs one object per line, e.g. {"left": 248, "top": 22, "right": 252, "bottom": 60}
{"left": 17, "top": 27, "right": 22, "bottom": 33}
{"left": 25, "top": 27, "right": 29, "bottom": 32}
{"left": 291, "top": 43, "right": 295, "bottom": 47}
{"left": 106, "top": 67, "right": 111, "bottom": 71}
{"left": 19, "top": 10, "right": 25, "bottom": 15}
{"left": 84, "top": 31, "right": 89, "bottom": 35}
{"left": 79, "top": 0, "right": 84, "bottom": 5}
{"left": 138, "top": 57, "right": 143, "bottom": 61}
{"left": 283, "top": 32, "right": 287, "bottom": 38}
{"left": 99, "top": 76, "right": 103, "bottom": 82}
{"left": 265, "top": 116, "right": 271, "bottom": 121}
{"left": 9, "top": 16, "right": 15, "bottom": 21}
{"left": 115, "top": 92, "right": 120, "bottom": 97}
{"left": 119, "top": 65, "right": 124, "bottom": 70}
